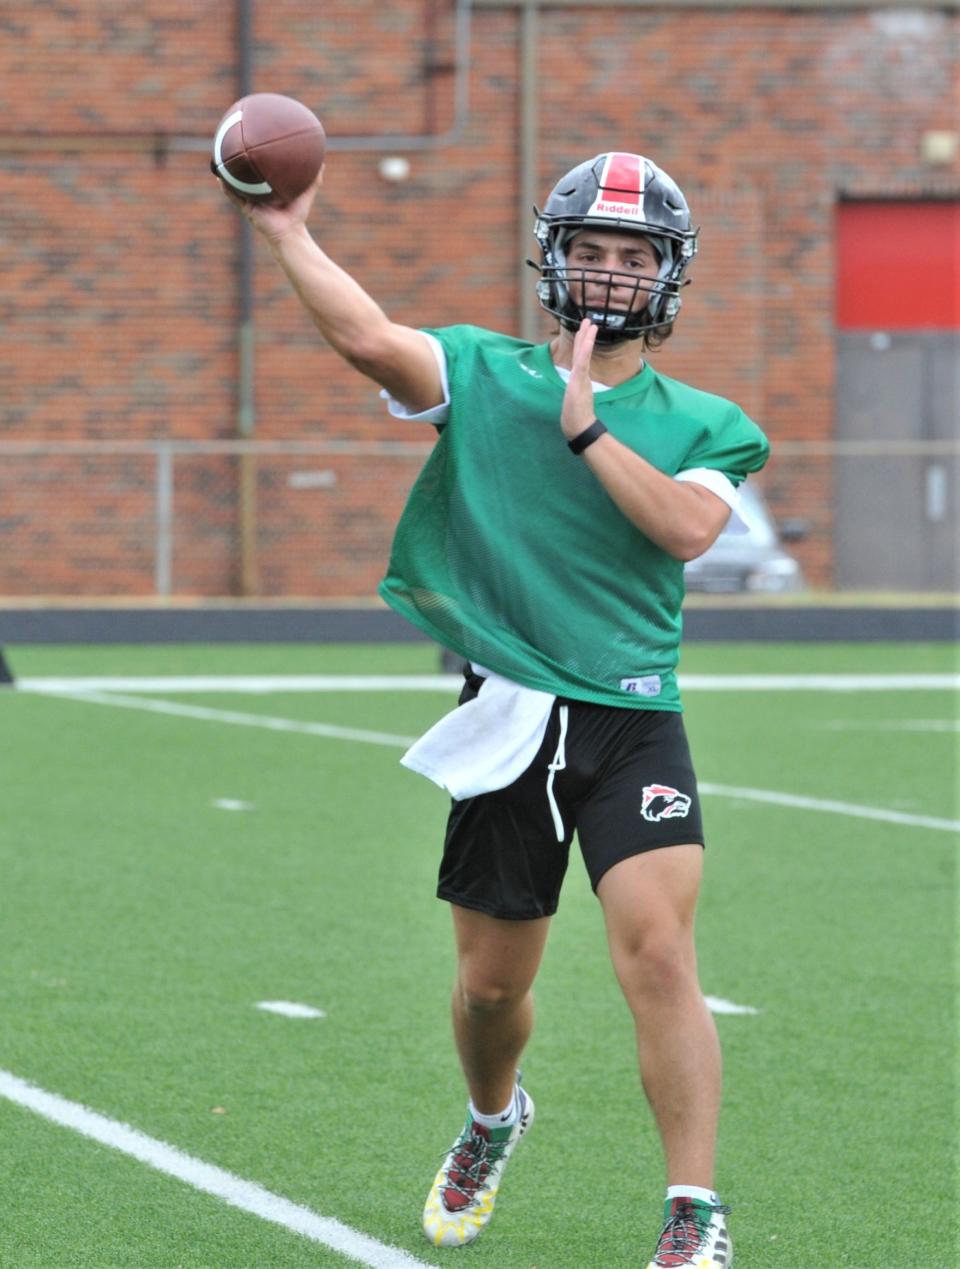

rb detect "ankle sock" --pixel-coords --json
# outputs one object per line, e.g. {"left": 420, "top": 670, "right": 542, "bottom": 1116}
{"left": 469, "top": 1086, "right": 519, "bottom": 1130}
{"left": 666, "top": 1184, "right": 721, "bottom": 1207}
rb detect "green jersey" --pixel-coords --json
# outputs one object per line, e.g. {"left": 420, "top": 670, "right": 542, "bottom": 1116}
{"left": 379, "top": 325, "right": 769, "bottom": 709}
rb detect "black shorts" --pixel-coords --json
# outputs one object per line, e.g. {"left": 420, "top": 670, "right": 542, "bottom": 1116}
{"left": 437, "top": 672, "right": 704, "bottom": 920}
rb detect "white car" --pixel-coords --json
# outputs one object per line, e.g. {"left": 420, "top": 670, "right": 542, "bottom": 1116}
{"left": 683, "top": 484, "right": 807, "bottom": 594}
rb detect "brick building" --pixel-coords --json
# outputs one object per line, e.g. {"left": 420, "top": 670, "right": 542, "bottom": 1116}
{"left": 1, "top": 1, "right": 957, "bottom": 597}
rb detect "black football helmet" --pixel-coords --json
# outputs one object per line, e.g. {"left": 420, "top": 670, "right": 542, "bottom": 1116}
{"left": 532, "top": 153, "right": 699, "bottom": 344}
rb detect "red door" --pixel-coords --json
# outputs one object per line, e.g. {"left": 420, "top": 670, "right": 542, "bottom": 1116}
{"left": 835, "top": 201, "right": 959, "bottom": 590}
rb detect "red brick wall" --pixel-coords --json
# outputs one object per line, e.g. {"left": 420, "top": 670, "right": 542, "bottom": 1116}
{"left": 2, "top": 2, "right": 957, "bottom": 595}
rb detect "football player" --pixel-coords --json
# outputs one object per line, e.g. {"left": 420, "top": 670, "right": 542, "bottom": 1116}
{"left": 223, "top": 151, "right": 766, "bottom": 1269}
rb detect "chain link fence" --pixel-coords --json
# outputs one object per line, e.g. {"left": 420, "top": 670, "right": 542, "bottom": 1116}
{"left": 0, "top": 440, "right": 956, "bottom": 598}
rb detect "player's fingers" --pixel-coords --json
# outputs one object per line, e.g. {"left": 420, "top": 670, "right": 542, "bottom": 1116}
{"left": 287, "top": 169, "right": 323, "bottom": 217}
{"left": 561, "top": 319, "right": 598, "bottom": 435}
{"left": 571, "top": 317, "right": 597, "bottom": 374}
{"left": 217, "top": 177, "right": 251, "bottom": 211}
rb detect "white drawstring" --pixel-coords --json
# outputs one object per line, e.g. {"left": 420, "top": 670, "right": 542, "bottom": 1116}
{"left": 545, "top": 705, "right": 569, "bottom": 842}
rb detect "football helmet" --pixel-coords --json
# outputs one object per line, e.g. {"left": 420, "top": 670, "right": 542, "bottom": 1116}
{"left": 532, "top": 153, "right": 699, "bottom": 343}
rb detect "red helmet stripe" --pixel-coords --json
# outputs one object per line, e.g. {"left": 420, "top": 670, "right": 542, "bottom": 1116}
{"left": 597, "top": 153, "right": 643, "bottom": 208}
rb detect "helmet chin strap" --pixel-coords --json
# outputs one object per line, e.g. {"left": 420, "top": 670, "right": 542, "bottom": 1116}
{"left": 558, "top": 323, "right": 640, "bottom": 348}
{"left": 563, "top": 305, "right": 644, "bottom": 344}
{"left": 589, "top": 323, "right": 641, "bottom": 346}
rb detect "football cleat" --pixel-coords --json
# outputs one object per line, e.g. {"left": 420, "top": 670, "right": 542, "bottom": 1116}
{"left": 421, "top": 1085, "right": 534, "bottom": 1247}
{"left": 646, "top": 1197, "right": 733, "bottom": 1268}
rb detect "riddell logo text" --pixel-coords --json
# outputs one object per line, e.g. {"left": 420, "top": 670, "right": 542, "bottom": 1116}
{"left": 596, "top": 202, "right": 642, "bottom": 216}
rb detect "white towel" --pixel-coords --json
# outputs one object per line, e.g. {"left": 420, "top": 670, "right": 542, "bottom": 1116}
{"left": 400, "top": 665, "right": 556, "bottom": 800}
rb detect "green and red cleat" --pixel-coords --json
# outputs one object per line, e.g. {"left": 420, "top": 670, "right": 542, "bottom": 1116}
{"left": 646, "top": 1197, "right": 733, "bottom": 1268}
{"left": 422, "top": 1086, "right": 534, "bottom": 1247}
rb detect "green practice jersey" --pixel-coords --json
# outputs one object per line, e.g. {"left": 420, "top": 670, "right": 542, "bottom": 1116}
{"left": 379, "top": 325, "right": 769, "bottom": 709}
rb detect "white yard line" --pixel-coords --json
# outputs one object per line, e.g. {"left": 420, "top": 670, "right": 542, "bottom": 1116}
{"left": 679, "top": 673, "right": 958, "bottom": 692}
{"left": 0, "top": 1069, "right": 430, "bottom": 1269}
{"left": 22, "top": 686, "right": 958, "bottom": 834}
{"left": 704, "top": 996, "right": 760, "bottom": 1016}
{"left": 18, "top": 675, "right": 460, "bottom": 694}
{"left": 822, "top": 719, "right": 960, "bottom": 733}
{"left": 17, "top": 672, "right": 960, "bottom": 694}
{"left": 699, "top": 782, "right": 958, "bottom": 834}
{"left": 256, "top": 1001, "right": 327, "bottom": 1019}
{"left": 33, "top": 688, "right": 418, "bottom": 748}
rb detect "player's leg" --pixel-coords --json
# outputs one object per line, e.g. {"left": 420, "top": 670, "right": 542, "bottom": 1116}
{"left": 422, "top": 700, "right": 573, "bottom": 1247}
{"left": 423, "top": 904, "right": 549, "bottom": 1248}
{"left": 596, "top": 846, "right": 731, "bottom": 1268}
{"left": 575, "top": 706, "right": 731, "bottom": 1265}
{"left": 437, "top": 697, "right": 570, "bottom": 1112}
{"left": 574, "top": 708, "right": 718, "bottom": 1181}
{"left": 450, "top": 903, "right": 551, "bottom": 1114}
{"left": 596, "top": 844, "right": 720, "bottom": 1186}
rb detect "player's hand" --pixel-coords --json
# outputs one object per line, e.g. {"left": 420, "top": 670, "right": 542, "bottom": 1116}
{"left": 218, "top": 166, "right": 324, "bottom": 244}
{"left": 560, "top": 318, "right": 599, "bottom": 441}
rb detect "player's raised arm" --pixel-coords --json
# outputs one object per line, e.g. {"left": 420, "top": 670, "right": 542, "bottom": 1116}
{"left": 220, "top": 174, "right": 444, "bottom": 415}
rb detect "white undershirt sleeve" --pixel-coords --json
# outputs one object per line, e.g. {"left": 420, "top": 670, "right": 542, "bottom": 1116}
{"left": 675, "top": 468, "right": 750, "bottom": 534}
{"left": 380, "top": 332, "right": 451, "bottom": 424}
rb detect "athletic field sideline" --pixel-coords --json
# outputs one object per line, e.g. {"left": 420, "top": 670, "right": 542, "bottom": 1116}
{"left": 1, "top": 641, "right": 955, "bottom": 1268}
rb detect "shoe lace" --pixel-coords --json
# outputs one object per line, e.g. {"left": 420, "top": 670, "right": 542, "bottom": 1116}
{"left": 656, "top": 1202, "right": 731, "bottom": 1265}
{"left": 441, "top": 1125, "right": 508, "bottom": 1200}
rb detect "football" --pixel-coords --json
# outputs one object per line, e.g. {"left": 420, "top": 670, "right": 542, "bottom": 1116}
{"left": 211, "top": 93, "right": 326, "bottom": 206}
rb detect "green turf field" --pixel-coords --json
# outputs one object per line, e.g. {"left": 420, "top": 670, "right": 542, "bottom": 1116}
{"left": 1, "top": 642, "right": 956, "bottom": 1268}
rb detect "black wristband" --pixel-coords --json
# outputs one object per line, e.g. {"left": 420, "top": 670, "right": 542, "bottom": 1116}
{"left": 568, "top": 418, "right": 608, "bottom": 455}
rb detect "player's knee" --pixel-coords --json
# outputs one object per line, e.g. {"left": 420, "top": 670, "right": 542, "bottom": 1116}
{"left": 456, "top": 971, "right": 528, "bottom": 1016}
{"left": 614, "top": 928, "right": 698, "bottom": 1003}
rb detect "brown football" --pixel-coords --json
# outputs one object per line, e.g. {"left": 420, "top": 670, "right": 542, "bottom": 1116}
{"left": 211, "top": 93, "right": 326, "bottom": 206}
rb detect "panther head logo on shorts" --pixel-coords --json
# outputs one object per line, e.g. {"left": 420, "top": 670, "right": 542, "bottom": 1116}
{"left": 641, "top": 784, "right": 692, "bottom": 823}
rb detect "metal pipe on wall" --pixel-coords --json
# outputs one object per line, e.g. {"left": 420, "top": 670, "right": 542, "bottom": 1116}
{"left": 519, "top": 0, "right": 540, "bottom": 342}
{"left": 236, "top": 0, "right": 259, "bottom": 595}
